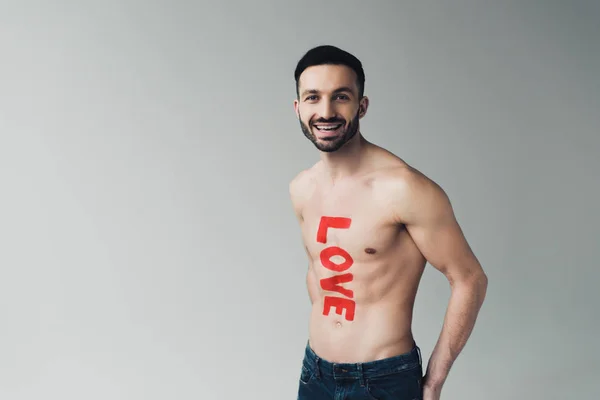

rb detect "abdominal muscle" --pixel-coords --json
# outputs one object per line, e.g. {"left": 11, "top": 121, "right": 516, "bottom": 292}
{"left": 306, "top": 258, "right": 425, "bottom": 363}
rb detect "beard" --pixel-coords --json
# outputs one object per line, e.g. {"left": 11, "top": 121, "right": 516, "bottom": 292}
{"left": 298, "top": 109, "right": 360, "bottom": 153}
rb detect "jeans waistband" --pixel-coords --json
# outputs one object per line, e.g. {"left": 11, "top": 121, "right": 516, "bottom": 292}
{"left": 303, "top": 340, "right": 422, "bottom": 380}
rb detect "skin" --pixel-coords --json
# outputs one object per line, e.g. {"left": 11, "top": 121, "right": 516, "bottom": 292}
{"left": 289, "top": 64, "right": 488, "bottom": 399}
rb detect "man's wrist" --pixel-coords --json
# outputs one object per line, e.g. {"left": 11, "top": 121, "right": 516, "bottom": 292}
{"left": 423, "top": 373, "right": 446, "bottom": 390}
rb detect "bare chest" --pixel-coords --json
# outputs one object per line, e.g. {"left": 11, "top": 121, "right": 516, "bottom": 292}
{"left": 299, "top": 183, "right": 407, "bottom": 323}
{"left": 300, "top": 184, "right": 400, "bottom": 264}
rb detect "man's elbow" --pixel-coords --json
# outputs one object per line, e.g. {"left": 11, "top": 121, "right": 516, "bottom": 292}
{"left": 473, "top": 270, "right": 488, "bottom": 298}
{"left": 450, "top": 266, "right": 488, "bottom": 303}
{"left": 465, "top": 269, "right": 488, "bottom": 307}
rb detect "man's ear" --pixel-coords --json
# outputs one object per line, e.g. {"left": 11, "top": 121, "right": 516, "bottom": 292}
{"left": 359, "top": 96, "right": 369, "bottom": 118}
{"left": 293, "top": 99, "right": 299, "bottom": 117}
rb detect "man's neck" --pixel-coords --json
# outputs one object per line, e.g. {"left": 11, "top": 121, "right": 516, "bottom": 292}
{"left": 319, "top": 134, "right": 371, "bottom": 184}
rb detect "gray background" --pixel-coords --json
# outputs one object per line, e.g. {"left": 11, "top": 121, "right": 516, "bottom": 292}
{"left": 1, "top": 1, "right": 599, "bottom": 399}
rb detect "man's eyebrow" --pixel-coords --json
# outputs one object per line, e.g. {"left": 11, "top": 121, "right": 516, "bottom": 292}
{"left": 332, "top": 86, "right": 354, "bottom": 94}
{"left": 300, "top": 87, "right": 354, "bottom": 97}
{"left": 301, "top": 89, "right": 319, "bottom": 97}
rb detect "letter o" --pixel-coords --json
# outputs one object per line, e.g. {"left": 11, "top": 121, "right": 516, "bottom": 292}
{"left": 320, "top": 246, "right": 353, "bottom": 272}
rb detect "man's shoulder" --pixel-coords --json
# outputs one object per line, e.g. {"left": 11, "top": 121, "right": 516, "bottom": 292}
{"left": 289, "top": 162, "right": 320, "bottom": 195}
{"left": 288, "top": 162, "right": 321, "bottom": 217}
{"left": 371, "top": 160, "right": 449, "bottom": 220}
{"left": 372, "top": 160, "right": 436, "bottom": 194}
{"left": 364, "top": 146, "right": 430, "bottom": 189}
{"left": 289, "top": 168, "right": 311, "bottom": 192}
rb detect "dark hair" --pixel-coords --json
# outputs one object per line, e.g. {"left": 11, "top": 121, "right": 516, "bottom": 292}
{"left": 294, "top": 45, "right": 365, "bottom": 98}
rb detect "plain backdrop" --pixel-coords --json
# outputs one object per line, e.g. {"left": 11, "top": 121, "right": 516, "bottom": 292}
{"left": 1, "top": 1, "right": 599, "bottom": 399}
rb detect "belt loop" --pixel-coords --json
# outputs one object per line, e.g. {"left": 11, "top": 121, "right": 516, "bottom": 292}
{"left": 416, "top": 345, "right": 422, "bottom": 366}
{"left": 357, "top": 363, "right": 365, "bottom": 386}
{"left": 314, "top": 355, "right": 321, "bottom": 379}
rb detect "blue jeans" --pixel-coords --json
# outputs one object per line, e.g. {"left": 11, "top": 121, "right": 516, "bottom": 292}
{"left": 297, "top": 341, "right": 424, "bottom": 400}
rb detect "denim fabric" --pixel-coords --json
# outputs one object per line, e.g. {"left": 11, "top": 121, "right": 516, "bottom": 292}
{"left": 297, "top": 341, "right": 423, "bottom": 400}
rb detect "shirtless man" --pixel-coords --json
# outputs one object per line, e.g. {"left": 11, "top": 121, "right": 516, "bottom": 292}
{"left": 289, "top": 45, "right": 488, "bottom": 400}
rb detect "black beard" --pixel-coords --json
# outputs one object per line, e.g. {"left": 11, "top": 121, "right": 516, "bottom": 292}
{"left": 298, "top": 110, "right": 360, "bottom": 153}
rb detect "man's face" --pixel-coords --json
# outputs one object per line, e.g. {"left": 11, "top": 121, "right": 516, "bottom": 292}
{"left": 294, "top": 64, "right": 368, "bottom": 153}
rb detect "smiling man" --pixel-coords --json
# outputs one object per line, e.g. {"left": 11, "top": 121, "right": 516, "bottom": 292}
{"left": 289, "top": 45, "right": 488, "bottom": 400}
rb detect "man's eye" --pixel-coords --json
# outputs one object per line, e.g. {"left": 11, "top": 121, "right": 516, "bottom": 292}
{"left": 305, "top": 96, "right": 317, "bottom": 101}
{"left": 336, "top": 95, "right": 349, "bottom": 100}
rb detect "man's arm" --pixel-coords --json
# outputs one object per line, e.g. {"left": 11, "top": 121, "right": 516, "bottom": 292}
{"left": 393, "top": 168, "right": 488, "bottom": 392}
{"left": 289, "top": 172, "right": 319, "bottom": 305}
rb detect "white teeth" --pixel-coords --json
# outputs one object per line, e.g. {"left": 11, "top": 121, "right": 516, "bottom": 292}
{"left": 315, "top": 124, "right": 342, "bottom": 131}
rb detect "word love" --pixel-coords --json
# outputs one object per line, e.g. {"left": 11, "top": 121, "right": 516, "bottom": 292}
{"left": 317, "top": 216, "right": 355, "bottom": 321}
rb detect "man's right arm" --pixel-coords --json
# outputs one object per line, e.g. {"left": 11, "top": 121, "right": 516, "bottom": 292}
{"left": 289, "top": 172, "right": 318, "bottom": 305}
{"left": 288, "top": 171, "right": 308, "bottom": 224}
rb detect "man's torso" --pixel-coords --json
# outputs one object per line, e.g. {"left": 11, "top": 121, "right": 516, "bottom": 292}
{"left": 292, "top": 152, "right": 428, "bottom": 363}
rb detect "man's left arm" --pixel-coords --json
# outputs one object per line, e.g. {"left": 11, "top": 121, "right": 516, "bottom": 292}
{"left": 395, "top": 170, "right": 488, "bottom": 394}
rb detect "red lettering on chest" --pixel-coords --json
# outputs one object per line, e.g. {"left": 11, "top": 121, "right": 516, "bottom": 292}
{"left": 317, "top": 216, "right": 356, "bottom": 321}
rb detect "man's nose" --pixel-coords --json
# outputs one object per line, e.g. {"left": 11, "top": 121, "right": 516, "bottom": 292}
{"left": 318, "top": 100, "right": 336, "bottom": 120}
